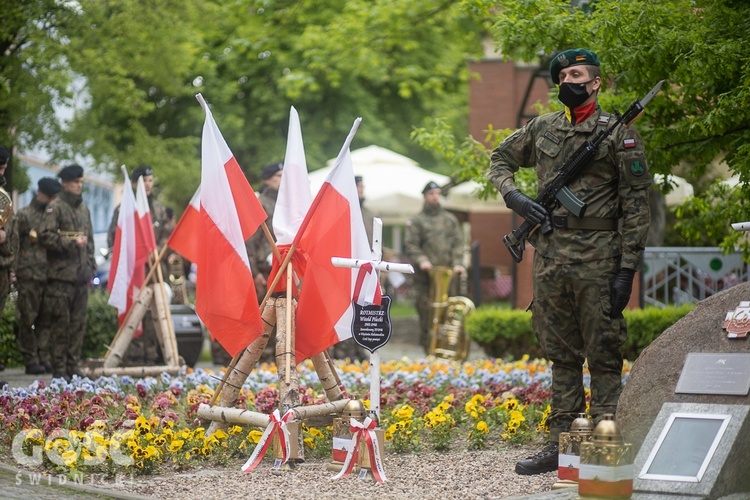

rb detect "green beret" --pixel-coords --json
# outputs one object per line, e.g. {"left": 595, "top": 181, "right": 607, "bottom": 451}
{"left": 58, "top": 164, "right": 84, "bottom": 180}
{"left": 549, "top": 48, "right": 600, "bottom": 85}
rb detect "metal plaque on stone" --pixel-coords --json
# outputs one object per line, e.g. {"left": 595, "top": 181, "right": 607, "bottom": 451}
{"left": 675, "top": 353, "right": 750, "bottom": 396}
{"left": 351, "top": 295, "right": 392, "bottom": 353}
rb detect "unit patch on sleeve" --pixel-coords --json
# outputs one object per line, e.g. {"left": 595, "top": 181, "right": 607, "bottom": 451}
{"left": 629, "top": 159, "right": 646, "bottom": 177}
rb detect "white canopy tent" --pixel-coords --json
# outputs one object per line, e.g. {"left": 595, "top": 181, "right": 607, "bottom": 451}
{"left": 307, "top": 145, "right": 507, "bottom": 225}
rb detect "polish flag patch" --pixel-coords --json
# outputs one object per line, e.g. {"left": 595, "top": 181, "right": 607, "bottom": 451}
{"left": 623, "top": 138, "right": 636, "bottom": 149}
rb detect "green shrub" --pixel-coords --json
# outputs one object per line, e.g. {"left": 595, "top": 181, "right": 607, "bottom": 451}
{"left": 0, "top": 288, "right": 117, "bottom": 366}
{"left": 466, "top": 306, "right": 544, "bottom": 360}
{"left": 0, "top": 295, "right": 22, "bottom": 367}
{"left": 83, "top": 288, "right": 118, "bottom": 360}
{"left": 621, "top": 303, "right": 694, "bottom": 360}
{"left": 467, "top": 303, "right": 694, "bottom": 361}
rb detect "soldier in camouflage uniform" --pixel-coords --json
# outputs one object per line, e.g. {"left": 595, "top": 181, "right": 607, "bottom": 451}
{"left": 13, "top": 178, "right": 62, "bottom": 374}
{"left": 107, "top": 165, "right": 173, "bottom": 366}
{"left": 0, "top": 146, "right": 13, "bottom": 379}
{"left": 488, "top": 49, "right": 651, "bottom": 475}
{"left": 39, "top": 165, "right": 96, "bottom": 381}
{"left": 404, "top": 181, "right": 465, "bottom": 353}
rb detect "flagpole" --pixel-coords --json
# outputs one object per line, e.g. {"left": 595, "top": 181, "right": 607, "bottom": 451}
{"left": 210, "top": 241, "right": 298, "bottom": 405}
{"left": 151, "top": 248, "right": 180, "bottom": 366}
{"left": 285, "top": 260, "right": 293, "bottom": 385}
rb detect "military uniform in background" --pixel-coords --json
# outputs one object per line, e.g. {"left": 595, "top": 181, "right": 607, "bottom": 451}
{"left": 0, "top": 175, "right": 15, "bottom": 315}
{"left": 488, "top": 48, "right": 651, "bottom": 475}
{"left": 13, "top": 178, "right": 62, "bottom": 374}
{"left": 106, "top": 165, "right": 173, "bottom": 366}
{"left": 403, "top": 183, "right": 465, "bottom": 353}
{"left": 39, "top": 165, "right": 96, "bottom": 380}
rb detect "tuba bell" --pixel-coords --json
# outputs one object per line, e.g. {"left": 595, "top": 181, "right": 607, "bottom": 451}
{"left": 0, "top": 187, "right": 12, "bottom": 229}
{"left": 427, "top": 266, "right": 475, "bottom": 361}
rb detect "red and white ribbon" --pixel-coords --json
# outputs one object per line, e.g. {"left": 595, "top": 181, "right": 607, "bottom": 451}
{"left": 241, "top": 409, "right": 295, "bottom": 472}
{"left": 353, "top": 263, "right": 382, "bottom": 306}
{"left": 331, "top": 417, "right": 387, "bottom": 482}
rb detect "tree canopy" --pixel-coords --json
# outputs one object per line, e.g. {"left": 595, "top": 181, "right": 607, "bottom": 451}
{"left": 3, "top": 0, "right": 482, "bottom": 212}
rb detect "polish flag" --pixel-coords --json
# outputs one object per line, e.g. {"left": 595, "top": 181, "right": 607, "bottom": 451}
{"left": 108, "top": 166, "right": 144, "bottom": 329}
{"left": 135, "top": 175, "right": 157, "bottom": 257}
{"left": 169, "top": 94, "right": 266, "bottom": 357}
{"left": 292, "top": 118, "right": 372, "bottom": 362}
{"left": 268, "top": 106, "right": 312, "bottom": 294}
{"left": 167, "top": 186, "right": 201, "bottom": 263}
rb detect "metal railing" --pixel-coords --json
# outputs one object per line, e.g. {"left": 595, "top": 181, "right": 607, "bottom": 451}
{"left": 642, "top": 247, "right": 748, "bottom": 307}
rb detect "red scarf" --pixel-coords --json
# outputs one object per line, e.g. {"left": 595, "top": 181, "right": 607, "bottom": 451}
{"left": 570, "top": 101, "right": 596, "bottom": 125}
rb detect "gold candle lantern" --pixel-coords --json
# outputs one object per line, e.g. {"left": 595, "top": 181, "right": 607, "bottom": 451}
{"left": 326, "top": 399, "right": 366, "bottom": 472}
{"left": 556, "top": 413, "right": 595, "bottom": 485}
{"left": 578, "top": 414, "right": 634, "bottom": 498}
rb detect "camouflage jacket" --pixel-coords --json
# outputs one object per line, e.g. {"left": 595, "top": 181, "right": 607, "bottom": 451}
{"left": 13, "top": 196, "right": 50, "bottom": 281}
{"left": 245, "top": 187, "right": 277, "bottom": 274}
{"left": 39, "top": 190, "right": 96, "bottom": 283}
{"left": 0, "top": 176, "right": 15, "bottom": 270}
{"left": 488, "top": 107, "right": 651, "bottom": 270}
{"left": 404, "top": 204, "right": 464, "bottom": 268}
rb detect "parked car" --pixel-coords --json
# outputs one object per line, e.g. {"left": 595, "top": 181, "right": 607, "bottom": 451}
{"left": 92, "top": 232, "right": 110, "bottom": 287}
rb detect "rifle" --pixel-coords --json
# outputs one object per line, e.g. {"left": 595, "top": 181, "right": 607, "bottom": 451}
{"left": 503, "top": 80, "right": 664, "bottom": 263}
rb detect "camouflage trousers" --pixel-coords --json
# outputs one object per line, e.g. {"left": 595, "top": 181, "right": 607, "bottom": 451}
{"left": 44, "top": 280, "right": 89, "bottom": 372}
{"left": 414, "top": 271, "right": 459, "bottom": 354}
{"left": 0, "top": 268, "right": 10, "bottom": 314}
{"left": 531, "top": 254, "right": 626, "bottom": 442}
{"left": 16, "top": 279, "right": 52, "bottom": 367}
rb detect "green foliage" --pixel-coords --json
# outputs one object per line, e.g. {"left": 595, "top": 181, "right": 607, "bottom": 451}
{"left": 621, "top": 304, "right": 694, "bottom": 361}
{"left": 465, "top": 306, "right": 543, "bottom": 360}
{"left": 467, "top": 303, "right": 694, "bottom": 361}
{"left": 83, "top": 288, "right": 118, "bottom": 360}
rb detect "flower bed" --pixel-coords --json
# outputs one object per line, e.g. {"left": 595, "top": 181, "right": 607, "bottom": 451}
{"left": 0, "top": 357, "right": 630, "bottom": 477}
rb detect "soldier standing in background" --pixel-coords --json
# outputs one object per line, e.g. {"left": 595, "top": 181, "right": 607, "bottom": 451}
{"left": 14, "top": 178, "right": 62, "bottom": 374}
{"left": 0, "top": 146, "right": 14, "bottom": 379}
{"left": 488, "top": 49, "right": 651, "bottom": 475}
{"left": 404, "top": 181, "right": 465, "bottom": 353}
{"left": 39, "top": 164, "right": 96, "bottom": 382}
{"left": 107, "top": 165, "right": 172, "bottom": 366}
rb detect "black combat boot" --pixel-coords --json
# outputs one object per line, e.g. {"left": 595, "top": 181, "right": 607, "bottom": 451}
{"left": 515, "top": 442, "right": 558, "bottom": 475}
{"left": 25, "top": 363, "right": 47, "bottom": 375}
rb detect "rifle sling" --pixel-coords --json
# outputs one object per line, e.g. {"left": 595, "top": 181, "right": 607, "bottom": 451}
{"left": 552, "top": 215, "right": 618, "bottom": 231}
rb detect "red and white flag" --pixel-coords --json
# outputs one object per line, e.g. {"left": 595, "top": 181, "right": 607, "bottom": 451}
{"left": 135, "top": 175, "right": 157, "bottom": 256}
{"left": 266, "top": 106, "right": 312, "bottom": 295}
{"left": 292, "top": 117, "right": 372, "bottom": 362}
{"left": 273, "top": 106, "right": 312, "bottom": 246}
{"left": 108, "top": 166, "right": 144, "bottom": 330}
{"left": 167, "top": 186, "right": 201, "bottom": 263}
{"left": 168, "top": 94, "right": 267, "bottom": 356}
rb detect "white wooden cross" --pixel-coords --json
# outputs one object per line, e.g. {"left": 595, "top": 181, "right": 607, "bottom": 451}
{"left": 331, "top": 217, "right": 414, "bottom": 421}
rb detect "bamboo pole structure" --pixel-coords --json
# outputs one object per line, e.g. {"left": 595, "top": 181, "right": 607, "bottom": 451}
{"left": 310, "top": 352, "right": 345, "bottom": 402}
{"left": 198, "top": 399, "right": 350, "bottom": 428}
{"left": 103, "top": 286, "right": 154, "bottom": 368}
{"left": 83, "top": 364, "right": 184, "bottom": 378}
{"left": 151, "top": 282, "right": 178, "bottom": 366}
{"left": 152, "top": 249, "right": 180, "bottom": 365}
{"left": 206, "top": 300, "right": 277, "bottom": 436}
{"left": 104, "top": 244, "right": 169, "bottom": 362}
{"left": 209, "top": 241, "right": 297, "bottom": 404}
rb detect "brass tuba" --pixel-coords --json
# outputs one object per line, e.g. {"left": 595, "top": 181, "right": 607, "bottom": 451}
{"left": 0, "top": 187, "right": 12, "bottom": 229}
{"left": 427, "top": 266, "right": 475, "bottom": 361}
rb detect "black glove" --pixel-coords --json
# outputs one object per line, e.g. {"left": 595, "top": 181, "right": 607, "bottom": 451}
{"left": 610, "top": 268, "right": 636, "bottom": 319}
{"left": 503, "top": 190, "right": 547, "bottom": 225}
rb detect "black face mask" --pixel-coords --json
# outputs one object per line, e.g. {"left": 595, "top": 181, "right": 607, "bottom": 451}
{"left": 558, "top": 79, "right": 594, "bottom": 109}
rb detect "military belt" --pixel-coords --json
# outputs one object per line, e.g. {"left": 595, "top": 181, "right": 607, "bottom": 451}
{"left": 552, "top": 215, "right": 618, "bottom": 231}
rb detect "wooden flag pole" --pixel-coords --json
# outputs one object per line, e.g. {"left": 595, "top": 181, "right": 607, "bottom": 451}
{"left": 285, "top": 260, "right": 293, "bottom": 384}
{"left": 209, "top": 228, "right": 293, "bottom": 405}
